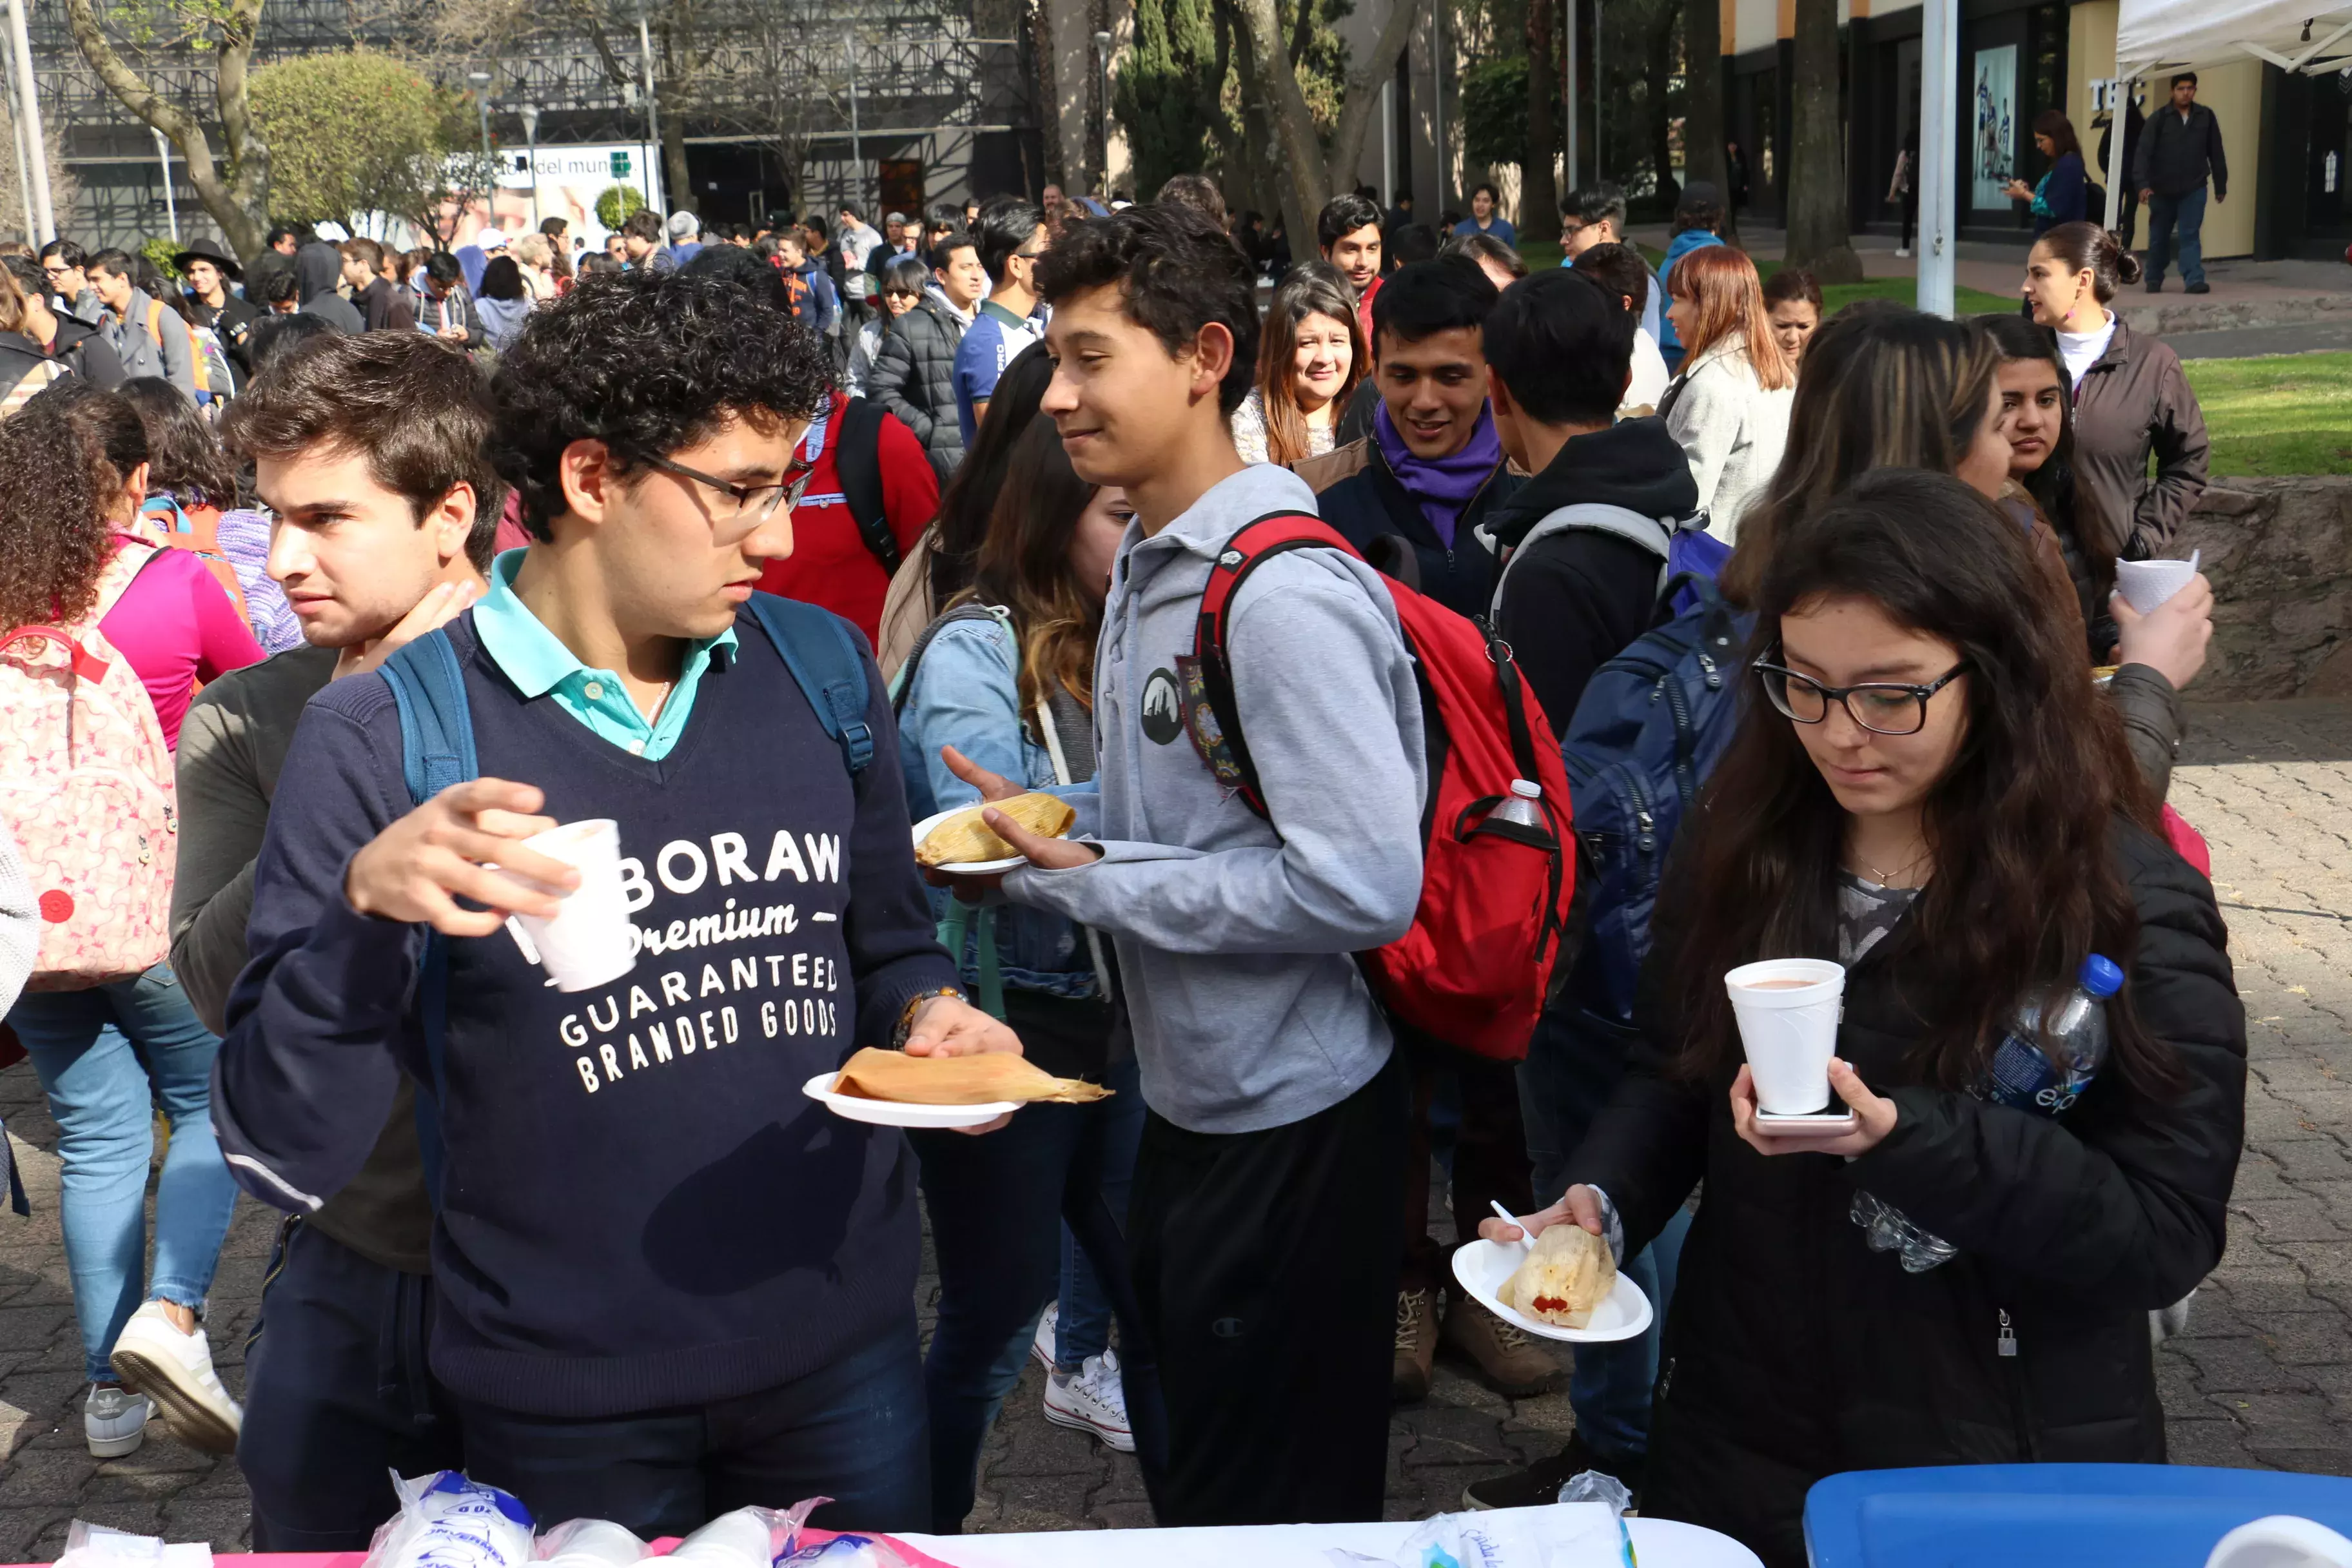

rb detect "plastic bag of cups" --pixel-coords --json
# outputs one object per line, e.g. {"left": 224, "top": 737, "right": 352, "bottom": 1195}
{"left": 366, "top": 1476, "right": 906, "bottom": 1568}
{"left": 363, "top": 1473, "right": 536, "bottom": 1568}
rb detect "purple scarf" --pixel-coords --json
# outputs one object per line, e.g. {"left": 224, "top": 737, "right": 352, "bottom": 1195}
{"left": 1373, "top": 400, "right": 1502, "bottom": 549}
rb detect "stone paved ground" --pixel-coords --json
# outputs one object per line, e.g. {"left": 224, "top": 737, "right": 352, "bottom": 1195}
{"left": 2, "top": 697, "right": 2349, "bottom": 1552}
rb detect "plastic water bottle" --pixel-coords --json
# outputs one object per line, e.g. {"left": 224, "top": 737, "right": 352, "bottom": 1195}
{"left": 1853, "top": 954, "right": 2122, "bottom": 1273}
{"left": 1485, "top": 779, "right": 1547, "bottom": 831}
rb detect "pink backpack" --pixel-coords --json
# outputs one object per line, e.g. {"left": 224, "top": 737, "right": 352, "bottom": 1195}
{"left": 1, "top": 540, "right": 179, "bottom": 991}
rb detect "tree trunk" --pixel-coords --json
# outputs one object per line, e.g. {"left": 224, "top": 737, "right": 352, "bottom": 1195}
{"left": 63, "top": 0, "right": 268, "bottom": 260}
{"left": 1521, "top": 0, "right": 1560, "bottom": 242}
{"left": 662, "top": 112, "right": 691, "bottom": 214}
{"left": 1229, "top": 0, "right": 1329, "bottom": 235}
{"left": 1645, "top": 0, "right": 1681, "bottom": 206}
{"left": 1032, "top": 0, "right": 1066, "bottom": 192}
{"left": 1783, "top": 0, "right": 1861, "bottom": 280}
{"left": 1679, "top": 0, "right": 1732, "bottom": 241}
{"left": 1322, "top": 0, "right": 1418, "bottom": 197}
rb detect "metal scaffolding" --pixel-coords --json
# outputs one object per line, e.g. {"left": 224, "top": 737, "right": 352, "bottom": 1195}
{"left": 18, "top": 0, "right": 1041, "bottom": 245}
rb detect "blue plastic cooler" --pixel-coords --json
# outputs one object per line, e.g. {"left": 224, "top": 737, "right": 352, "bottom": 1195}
{"left": 1804, "top": 1464, "right": 2352, "bottom": 1567}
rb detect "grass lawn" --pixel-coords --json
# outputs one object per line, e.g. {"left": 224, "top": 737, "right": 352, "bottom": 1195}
{"left": 2182, "top": 353, "right": 2352, "bottom": 477}
{"left": 1513, "top": 238, "right": 2012, "bottom": 313}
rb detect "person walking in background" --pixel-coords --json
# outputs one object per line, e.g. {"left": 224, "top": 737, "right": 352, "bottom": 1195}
{"left": 1654, "top": 185, "right": 1727, "bottom": 371}
{"left": 2133, "top": 72, "right": 2227, "bottom": 294}
{"left": 1, "top": 383, "right": 260, "bottom": 1462}
{"left": 871, "top": 233, "right": 978, "bottom": 481}
{"left": 1560, "top": 182, "right": 1663, "bottom": 343}
{"left": 1762, "top": 270, "right": 1824, "bottom": 371}
{"left": 88, "top": 250, "right": 197, "bottom": 398}
{"left": 473, "top": 257, "right": 534, "bottom": 355}
{"left": 2003, "top": 110, "right": 2089, "bottom": 238}
{"left": 1230, "top": 263, "right": 1363, "bottom": 467}
{"left": 1660, "top": 247, "right": 1794, "bottom": 542}
{"left": 952, "top": 198, "right": 1050, "bottom": 444}
{"left": 1451, "top": 184, "right": 1516, "bottom": 248}
{"left": 2021, "top": 222, "right": 2208, "bottom": 558}
{"left": 1892, "top": 128, "right": 1921, "bottom": 258}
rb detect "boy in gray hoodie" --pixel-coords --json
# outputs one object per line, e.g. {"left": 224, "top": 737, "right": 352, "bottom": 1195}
{"left": 934, "top": 204, "right": 1426, "bottom": 1525}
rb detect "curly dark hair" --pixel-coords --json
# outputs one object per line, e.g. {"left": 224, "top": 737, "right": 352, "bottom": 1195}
{"left": 487, "top": 268, "right": 832, "bottom": 541}
{"left": 1034, "top": 201, "right": 1259, "bottom": 415}
{"left": 0, "top": 391, "right": 117, "bottom": 631}
{"left": 119, "top": 378, "right": 238, "bottom": 507}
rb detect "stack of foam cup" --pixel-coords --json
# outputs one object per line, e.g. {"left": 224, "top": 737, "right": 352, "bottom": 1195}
{"left": 535, "top": 1520, "right": 647, "bottom": 1568}
{"left": 663, "top": 1509, "right": 787, "bottom": 1568}
{"left": 1725, "top": 958, "right": 1847, "bottom": 1115}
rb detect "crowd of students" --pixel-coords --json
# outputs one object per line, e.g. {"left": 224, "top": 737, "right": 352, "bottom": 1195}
{"left": 0, "top": 173, "right": 2244, "bottom": 1568}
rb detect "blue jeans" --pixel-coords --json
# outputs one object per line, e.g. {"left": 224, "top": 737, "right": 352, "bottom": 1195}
{"left": 8, "top": 964, "right": 239, "bottom": 1383}
{"left": 1518, "top": 1001, "right": 1689, "bottom": 1467}
{"left": 2146, "top": 187, "right": 2208, "bottom": 288}
{"left": 455, "top": 1315, "right": 931, "bottom": 1536}
{"left": 910, "top": 1046, "right": 1162, "bottom": 1532}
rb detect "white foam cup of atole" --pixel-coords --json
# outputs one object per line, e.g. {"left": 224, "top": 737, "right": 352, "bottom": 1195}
{"left": 2113, "top": 550, "right": 2200, "bottom": 614}
{"left": 1726, "top": 958, "right": 1848, "bottom": 1115}
{"left": 504, "top": 818, "right": 636, "bottom": 993}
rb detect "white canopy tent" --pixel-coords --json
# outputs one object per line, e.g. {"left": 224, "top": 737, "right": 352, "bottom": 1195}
{"left": 2104, "top": 0, "right": 2352, "bottom": 225}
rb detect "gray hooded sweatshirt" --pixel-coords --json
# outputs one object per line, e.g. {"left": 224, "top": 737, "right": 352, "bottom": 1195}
{"left": 1005, "top": 463, "right": 1427, "bottom": 1134}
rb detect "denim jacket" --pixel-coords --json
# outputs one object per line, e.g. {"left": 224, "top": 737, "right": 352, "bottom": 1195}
{"left": 896, "top": 609, "right": 1100, "bottom": 1000}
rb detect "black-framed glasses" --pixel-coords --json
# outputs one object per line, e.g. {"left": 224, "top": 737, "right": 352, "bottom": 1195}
{"left": 1752, "top": 657, "right": 1972, "bottom": 736}
{"left": 641, "top": 453, "right": 811, "bottom": 540}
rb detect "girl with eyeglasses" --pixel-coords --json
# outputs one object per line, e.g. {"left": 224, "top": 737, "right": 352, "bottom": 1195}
{"left": 1482, "top": 468, "right": 2243, "bottom": 1568}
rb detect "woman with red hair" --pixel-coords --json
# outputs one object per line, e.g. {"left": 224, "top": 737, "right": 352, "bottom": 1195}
{"left": 1660, "top": 246, "right": 1795, "bottom": 543}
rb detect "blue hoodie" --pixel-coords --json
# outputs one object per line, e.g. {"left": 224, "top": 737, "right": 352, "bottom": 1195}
{"left": 1654, "top": 228, "right": 1725, "bottom": 368}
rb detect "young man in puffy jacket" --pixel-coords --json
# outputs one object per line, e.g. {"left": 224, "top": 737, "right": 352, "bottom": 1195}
{"left": 868, "top": 231, "right": 977, "bottom": 481}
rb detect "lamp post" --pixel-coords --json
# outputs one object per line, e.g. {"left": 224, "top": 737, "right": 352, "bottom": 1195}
{"left": 5, "top": 0, "right": 53, "bottom": 242}
{"left": 636, "top": 1, "right": 663, "bottom": 213}
{"left": 843, "top": 28, "right": 863, "bottom": 217}
{"left": 467, "top": 69, "right": 494, "bottom": 240}
{"left": 520, "top": 103, "right": 542, "bottom": 229}
{"left": 153, "top": 126, "right": 177, "bottom": 241}
{"left": 1092, "top": 29, "right": 1113, "bottom": 197}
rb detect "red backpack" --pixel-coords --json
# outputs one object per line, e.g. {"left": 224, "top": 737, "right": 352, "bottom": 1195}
{"left": 1180, "top": 512, "right": 1574, "bottom": 1061}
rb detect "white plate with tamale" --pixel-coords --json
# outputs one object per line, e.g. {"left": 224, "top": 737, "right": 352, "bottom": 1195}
{"left": 911, "top": 792, "right": 1076, "bottom": 875}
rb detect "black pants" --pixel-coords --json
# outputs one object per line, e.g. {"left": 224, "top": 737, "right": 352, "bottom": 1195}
{"left": 240, "top": 1219, "right": 460, "bottom": 1551}
{"left": 1128, "top": 1048, "right": 1408, "bottom": 1525}
{"left": 1400, "top": 1035, "right": 1536, "bottom": 1294}
{"left": 453, "top": 1313, "right": 931, "bottom": 1538}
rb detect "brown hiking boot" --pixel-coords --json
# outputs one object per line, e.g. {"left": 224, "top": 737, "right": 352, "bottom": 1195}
{"left": 1393, "top": 1288, "right": 1438, "bottom": 1402}
{"left": 1442, "top": 1295, "right": 1565, "bottom": 1397}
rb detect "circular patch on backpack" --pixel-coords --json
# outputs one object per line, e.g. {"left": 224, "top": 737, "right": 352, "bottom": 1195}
{"left": 37, "top": 889, "right": 74, "bottom": 923}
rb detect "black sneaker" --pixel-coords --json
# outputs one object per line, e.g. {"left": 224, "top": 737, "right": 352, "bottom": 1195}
{"left": 2186, "top": 281, "right": 2211, "bottom": 295}
{"left": 1461, "top": 1433, "right": 1647, "bottom": 1510}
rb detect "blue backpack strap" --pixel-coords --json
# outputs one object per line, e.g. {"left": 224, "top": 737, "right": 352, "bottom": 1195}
{"left": 374, "top": 629, "right": 477, "bottom": 1211}
{"left": 743, "top": 591, "right": 874, "bottom": 776}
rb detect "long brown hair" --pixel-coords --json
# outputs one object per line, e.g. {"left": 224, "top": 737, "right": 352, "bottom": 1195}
{"left": 1254, "top": 262, "right": 1365, "bottom": 466}
{"left": 0, "top": 391, "right": 117, "bottom": 630}
{"left": 1668, "top": 246, "right": 1792, "bottom": 391}
{"left": 1723, "top": 302, "right": 1997, "bottom": 605}
{"left": 1977, "top": 312, "right": 2121, "bottom": 602}
{"left": 1668, "top": 468, "right": 2173, "bottom": 1095}
{"left": 957, "top": 418, "right": 1111, "bottom": 734}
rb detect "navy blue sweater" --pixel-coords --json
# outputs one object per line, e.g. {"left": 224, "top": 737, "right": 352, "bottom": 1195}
{"left": 211, "top": 607, "right": 957, "bottom": 1417}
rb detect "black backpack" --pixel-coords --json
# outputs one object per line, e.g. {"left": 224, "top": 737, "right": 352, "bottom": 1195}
{"left": 832, "top": 395, "right": 902, "bottom": 576}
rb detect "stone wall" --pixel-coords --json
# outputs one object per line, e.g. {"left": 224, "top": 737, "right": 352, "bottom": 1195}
{"left": 2179, "top": 476, "right": 2352, "bottom": 700}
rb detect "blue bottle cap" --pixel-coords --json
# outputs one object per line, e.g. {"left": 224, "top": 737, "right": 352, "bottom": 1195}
{"left": 2079, "top": 954, "right": 2124, "bottom": 997}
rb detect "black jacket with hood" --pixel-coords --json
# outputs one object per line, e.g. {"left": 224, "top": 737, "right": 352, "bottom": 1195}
{"left": 1480, "top": 416, "right": 1700, "bottom": 731}
{"left": 0, "top": 313, "right": 126, "bottom": 399}
{"left": 1572, "top": 821, "right": 2244, "bottom": 1568}
{"left": 295, "top": 241, "right": 365, "bottom": 333}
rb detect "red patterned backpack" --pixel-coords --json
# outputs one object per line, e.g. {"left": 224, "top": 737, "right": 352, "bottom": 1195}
{"left": 0, "top": 538, "right": 178, "bottom": 990}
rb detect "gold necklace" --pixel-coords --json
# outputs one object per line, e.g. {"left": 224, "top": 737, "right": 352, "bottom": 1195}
{"left": 1857, "top": 847, "right": 1934, "bottom": 888}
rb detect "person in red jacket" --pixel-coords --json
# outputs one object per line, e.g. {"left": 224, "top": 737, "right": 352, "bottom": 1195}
{"left": 756, "top": 385, "right": 939, "bottom": 646}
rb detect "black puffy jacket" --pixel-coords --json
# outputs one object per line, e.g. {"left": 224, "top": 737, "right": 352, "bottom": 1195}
{"left": 1573, "top": 821, "right": 2245, "bottom": 1568}
{"left": 868, "top": 295, "right": 965, "bottom": 482}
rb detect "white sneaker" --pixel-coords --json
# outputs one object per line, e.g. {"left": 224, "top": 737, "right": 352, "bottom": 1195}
{"left": 1043, "top": 1348, "right": 1135, "bottom": 1453}
{"left": 108, "top": 1299, "right": 241, "bottom": 1455}
{"left": 1031, "top": 1301, "right": 1059, "bottom": 1370}
{"left": 1896, "top": 246, "right": 1912, "bottom": 258}
{"left": 83, "top": 1382, "right": 150, "bottom": 1458}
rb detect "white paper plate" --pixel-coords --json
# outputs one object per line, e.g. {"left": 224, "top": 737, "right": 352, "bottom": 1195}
{"left": 911, "top": 807, "right": 1026, "bottom": 876}
{"left": 802, "top": 1072, "right": 1020, "bottom": 1129}
{"left": 1451, "top": 1237, "right": 1655, "bottom": 1344}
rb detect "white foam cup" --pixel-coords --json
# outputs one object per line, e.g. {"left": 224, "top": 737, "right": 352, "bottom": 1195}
{"left": 2114, "top": 549, "right": 2200, "bottom": 614}
{"left": 1726, "top": 959, "right": 1847, "bottom": 1115}
{"left": 665, "top": 1511, "right": 776, "bottom": 1568}
{"left": 535, "top": 1521, "right": 646, "bottom": 1568}
{"left": 507, "top": 819, "right": 636, "bottom": 994}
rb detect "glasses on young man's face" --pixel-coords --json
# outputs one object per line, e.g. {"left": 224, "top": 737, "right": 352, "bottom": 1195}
{"left": 641, "top": 453, "right": 812, "bottom": 542}
{"left": 1752, "top": 657, "right": 1971, "bottom": 736}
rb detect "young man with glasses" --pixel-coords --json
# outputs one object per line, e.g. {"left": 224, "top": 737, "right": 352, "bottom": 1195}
{"left": 213, "top": 270, "right": 1017, "bottom": 1534}
{"left": 1559, "top": 182, "right": 1662, "bottom": 344}
{"left": 950, "top": 196, "right": 1048, "bottom": 444}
